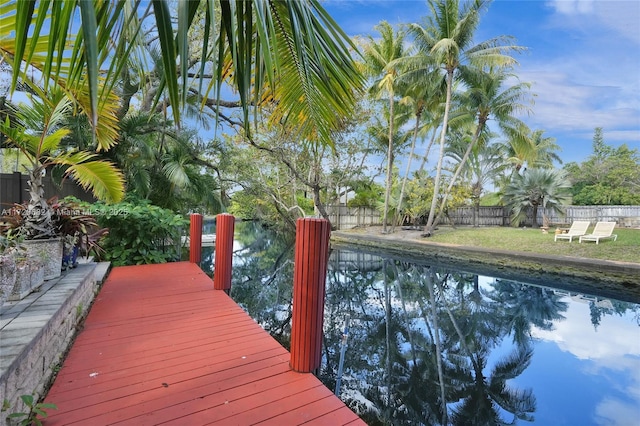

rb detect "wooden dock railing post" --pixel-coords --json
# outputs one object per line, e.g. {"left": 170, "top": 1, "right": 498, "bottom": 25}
{"left": 189, "top": 213, "right": 203, "bottom": 265}
{"left": 290, "top": 218, "right": 331, "bottom": 373}
{"left": 213, "top": 213, "right": 235, "bottom": 293}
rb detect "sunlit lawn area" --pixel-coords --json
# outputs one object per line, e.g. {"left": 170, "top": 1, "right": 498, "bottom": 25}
{"left": 426, "top": 226, "right": 640, "bottom": 264}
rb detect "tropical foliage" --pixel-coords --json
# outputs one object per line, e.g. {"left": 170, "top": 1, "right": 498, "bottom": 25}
{"left": 2, "top": 0, "right": 633, "bottom": 238}
{"left": 502, "top": 168, "right": 572, "bottom": 227}
{"left": 0, "top": 88, "right": 124, "bottom": 239}
{"left": 0, "top": 0, "right": 364, "bottom": 148}
{"left": 91, "top": 198, "right": 187, "bottom": 266}
{"left": 564, "top": 128, "right": 640, "bottom": 205}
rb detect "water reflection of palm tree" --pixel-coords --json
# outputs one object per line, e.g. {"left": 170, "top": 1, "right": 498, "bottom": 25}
{"left": 230, "top": 240, "right": 545, "bottom": 424}
{"left": 434, "top": 273, "right": 537, "bottom": 424}
{"left": 450, "top": 345, "right": 536, "bottom": 425}
{"left": 489, "top": 279, "right": 568, "bottom": 347}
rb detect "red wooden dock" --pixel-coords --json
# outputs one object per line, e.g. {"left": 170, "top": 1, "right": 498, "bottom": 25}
{"left": 43, "top": 262, "right": 364, "bottom": 425}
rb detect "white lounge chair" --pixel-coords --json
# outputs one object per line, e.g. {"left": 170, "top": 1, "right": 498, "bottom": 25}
{"left": 554, "top": 220, "right": 591, "bottom": 242}
{"left": 579, "top": 221, "right": 618, "bottom": 244}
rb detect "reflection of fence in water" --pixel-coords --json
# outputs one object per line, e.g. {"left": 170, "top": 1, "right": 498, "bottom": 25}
{"left": 330, "top": 250, "right": 383, "bottom": 273}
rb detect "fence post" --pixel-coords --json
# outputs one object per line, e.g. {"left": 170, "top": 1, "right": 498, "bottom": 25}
{"left": 213, "top": 213, "right": 235, "bottom": 293}
{"left": 290, "top": 217, "right": 331, "bottom": 373}
{"left": 189, "top": 213, "right": 203, "bottom": 265}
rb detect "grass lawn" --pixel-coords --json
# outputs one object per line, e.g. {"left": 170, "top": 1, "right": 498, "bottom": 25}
{"left": 425, "top": 226, "right": 640, "bottom": 264}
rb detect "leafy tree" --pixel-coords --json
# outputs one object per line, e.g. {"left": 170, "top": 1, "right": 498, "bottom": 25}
{"left": 502, "top": 168, "right": 572, "bottom": 227}
{"left": 564, "top": 128, "right": 640, "bottom": 205}
{"left": 347, "top": 182, "right": 385, "bottom": 208}
{"left": 106, "top": 111, "right": 223, "bottom": 214}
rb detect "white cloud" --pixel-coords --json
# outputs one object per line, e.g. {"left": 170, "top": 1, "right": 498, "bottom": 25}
{"left": 547, "top": 0, "right": 596, "bottom": 15}
{"left": 532, "top": 301, "right": 640, "bottom": 360}
{"left": 595, "top": 397, "right": 640, "bottom": 426}
{"left": 546, "top": 0, "right": 640, "bottom": 44}
{"left": 514, "top": 1, "right": 640, "bottom": 152}
{"left": 533, "top": 301, "right": 640, "bottom": 426}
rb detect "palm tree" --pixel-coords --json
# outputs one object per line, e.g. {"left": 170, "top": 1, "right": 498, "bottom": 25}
{"left": 391, "top": 66, "right": 445, "bottom": 232}
{"left": 406, "top": 0, "right": 523, "bottom": 236}
{"left": 1, "top": 0, "right": 364, "bottom": 148}
{"left": 430, "top": 67, "right": 532, "bottom": 227}
{"left": 502, "top": 168, "right": 572, "bottom": 227}
{"left": 358, "top": 21, "right": 407, "bottom": 233}
{"left": 499, "top": 127, "right": 562, "bottom": 175}
{"left": 108, "top": 111, "right": 222, "bottom": 213}
{"left": 465, "top": 144, "right": 505, "bottom": 226}
{"left": 0, "top": 87, "right": 124, "bottom": 239}
{"left": 435, "top": 272, "right": 537, "bottom": 425}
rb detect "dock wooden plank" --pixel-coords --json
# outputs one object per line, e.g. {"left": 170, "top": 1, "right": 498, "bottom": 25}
{"left": 43, "top": 262, "right": 364, "bottom": 426}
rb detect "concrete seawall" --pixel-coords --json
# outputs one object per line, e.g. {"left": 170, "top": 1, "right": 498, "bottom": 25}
{"left": 331, "top": 230, "right": 640, "bottom": 304}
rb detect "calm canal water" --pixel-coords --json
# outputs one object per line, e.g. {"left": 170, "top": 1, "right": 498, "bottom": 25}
{"left": 199, "top": 221, "right": 640, "bottom": 426}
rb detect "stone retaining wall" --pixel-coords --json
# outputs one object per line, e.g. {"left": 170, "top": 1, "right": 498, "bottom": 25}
{"left": 0, "top": 263, "right": 104, "bottom": 423}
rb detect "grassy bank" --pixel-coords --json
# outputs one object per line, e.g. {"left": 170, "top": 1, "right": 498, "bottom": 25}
{"left": 421, "top": 226, "right": 640, "bottom": 264}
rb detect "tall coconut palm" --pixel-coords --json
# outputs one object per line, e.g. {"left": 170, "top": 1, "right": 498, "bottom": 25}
{"left": 358, "top": 21, "right": 407, "bottom": 233}
{"left": 0, "top": 87, "right": 124, "bottom": 239}
{"left": 502, "top": 168, "right": 572, "bottom": 227}
{"left": 406, "top": 0, "right": 523, "bottom": 236}
{"left": 1, "top": 0, "right": 364, "bottom": 148}
{"left": 431, "top": 67, "right": 532, "bottom": 227}
{"left": 499, "top": 127, "right": 562, "bottom": 175}
{"left": 391, "top": 66, "right": 446, "bottom": 232}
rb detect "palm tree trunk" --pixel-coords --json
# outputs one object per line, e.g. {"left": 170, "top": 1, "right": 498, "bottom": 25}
{"left": 383, "top": 260, "right": 393, "bottom": 422}
{"left": 393, "top": 264, "right": 417, "bottom": 366}
{"left": 392, "top": 110, "right": 421, "bottom": 232}
{"left": 425, "top": 268, "right": 448, "bottom": 425}
{"left": 25, "top": 165, "right": 55, "bottom": 239}
{"left": 431, "top": 120, "right": 485, "bottom": 228}
{"left": 382, "top": 91, "right": 395, "bottom": 233}
{"left": 423, "top": 69, "right": 453, "bottom": 236}
{"left": 417, "top": 127, "right": 438, "bottom": 173}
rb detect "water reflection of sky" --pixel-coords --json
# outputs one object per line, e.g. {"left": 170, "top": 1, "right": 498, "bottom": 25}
{"left": 523, "top": 301, "right": 640, "bottom": 426}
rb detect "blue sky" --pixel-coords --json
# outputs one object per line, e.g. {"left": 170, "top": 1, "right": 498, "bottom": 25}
{"left": 323, "top": 0, "right": 640, "bottom": 166}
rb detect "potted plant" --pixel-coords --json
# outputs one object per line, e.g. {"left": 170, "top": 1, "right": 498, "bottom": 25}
{"left": 0, "top": 87, "right": 124, "bottom": 279}
{"left": 52, "top": 197, "right": 107, "bottom": 269}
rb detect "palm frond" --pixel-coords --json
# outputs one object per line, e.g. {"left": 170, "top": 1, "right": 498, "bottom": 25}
{"left": 63, "top": 158, "right": 125, "bottom": 203}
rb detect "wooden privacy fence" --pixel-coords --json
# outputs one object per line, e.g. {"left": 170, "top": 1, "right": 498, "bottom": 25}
{"left": 326, "top": 204, "right": 640, "bottom": 229}
{"left": 0, "top": 172, "right": 95, "bottom": 208}
{"left": 325, "top": 205, "right": 381, "bottom": 229}
{"left": 497, "top": 205, "right": 640, "bottom": 227}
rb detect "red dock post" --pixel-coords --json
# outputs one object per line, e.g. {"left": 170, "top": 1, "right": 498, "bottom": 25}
{"left": 290, "top": 218, "right": 331, "bottom": 373}
{"left": 213, "top": 213, "right": 235, "bottom": 292}
{"left": 189, "top": 213, "right": 203, "bottom": 264}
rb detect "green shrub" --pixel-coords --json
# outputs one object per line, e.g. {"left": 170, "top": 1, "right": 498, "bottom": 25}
{"left": 92, "top": 199, "right": 188, "bottom": 266}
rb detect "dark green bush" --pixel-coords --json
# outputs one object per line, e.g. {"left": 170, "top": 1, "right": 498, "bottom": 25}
{"left": 91, "top": 199, "right": 188, "bottom": 266}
